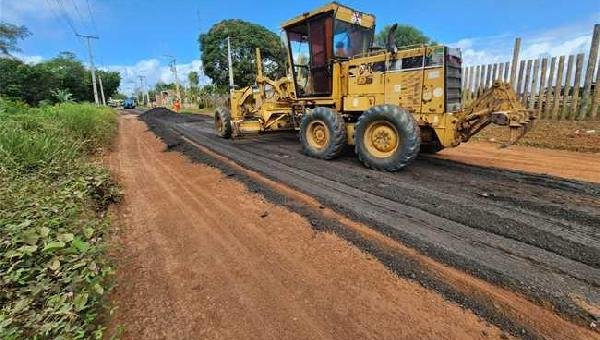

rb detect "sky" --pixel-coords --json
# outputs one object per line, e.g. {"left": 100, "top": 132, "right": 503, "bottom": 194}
{"left": 1, "top": 0, "right": 599, "bottom": 95}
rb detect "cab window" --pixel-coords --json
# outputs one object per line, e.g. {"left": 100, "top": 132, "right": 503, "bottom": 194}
{"left": 333, "top": 20, "right": 372, "bottom": 58}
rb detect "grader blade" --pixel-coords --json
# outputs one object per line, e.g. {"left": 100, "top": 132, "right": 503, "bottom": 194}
{"left": 457, "top": 81, "right": 536, "bottom": 146}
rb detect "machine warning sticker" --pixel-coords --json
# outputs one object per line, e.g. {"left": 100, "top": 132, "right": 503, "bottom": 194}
{"left": 352, "top": 11, "right": 362, "bottom": 24}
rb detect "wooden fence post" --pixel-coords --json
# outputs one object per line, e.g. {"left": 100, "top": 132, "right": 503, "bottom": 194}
{"left": 523, "top": 60, "right": 533, "bottom": 105}
{"left": 544, "top": 57, "right": 557, "bottom": 118}
{"left": 485, "top": 64, "right": 493, "bottom": 88}
{"left": 552, "top": 56, "right": 565, "bottom": 119}
{"left": 504, "top": 61, "right": 510, "bottom": 82}
{"left": 529, "top": 59, "right": 540, "bottom": 109}
{"left": 498, "top": 63, "right": 505, "bottom": 83}
{"left": 479, "top": 64, "right": 486, "bottom": 94}
{"left": 510, "top": 37, "right": 521, "bottom": 89}
{"left": 571, "top": 54, "right": 585, "bottom": 119}
{"left": 579, "top": 24, "right": 600, "bottom": 119}
{"left": 492, "top": 63, "right": 498, "bottom": 82}
{"left": 474, "top": 65, "right": 481, "bottom": 98}
{"left": 539, "top": 58, "right": 548, "bottom": 113}
{"left": 561, "top": 55, "right": 575, "bottom": 119}
{"left": 516, "top": 60, "right": 526, "bottom": 97}
{"left": 468, "top": 66, "right": 475, "bottom": 101}
{"left": 462, "top": 67, "right": 469, "bottom": 103}
{"left": 591, "top": 62, "right": 600, "bottom": 119}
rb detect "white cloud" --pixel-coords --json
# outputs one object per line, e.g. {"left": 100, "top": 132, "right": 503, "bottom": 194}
{"left": 14, "top": 53, "right": 44, "bottom": 64}
{"left": 12, "top": 53, "right": 209, "bottom": 95}
{"left": 449, "top": 17, "right": 599, "bottom": 66}
{"left": 101, "top": 58, "right": 211, "bottom": 95}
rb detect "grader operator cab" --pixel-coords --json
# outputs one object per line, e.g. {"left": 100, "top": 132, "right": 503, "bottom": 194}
{"left": 214, "top": 2, "right": 535, "bottom": 171}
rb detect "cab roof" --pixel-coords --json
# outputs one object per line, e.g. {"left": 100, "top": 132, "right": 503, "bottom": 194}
{"left": 281, "top": 2, "right": 375, "bottom": 30}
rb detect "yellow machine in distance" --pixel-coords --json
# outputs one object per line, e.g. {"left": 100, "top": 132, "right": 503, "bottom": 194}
{"left": 214, "top": 2, "right": 535, "bottom": 171}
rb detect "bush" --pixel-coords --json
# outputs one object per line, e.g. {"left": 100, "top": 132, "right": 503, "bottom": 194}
{"left": 0, "top": 99, "right": 120, "bottom": 338}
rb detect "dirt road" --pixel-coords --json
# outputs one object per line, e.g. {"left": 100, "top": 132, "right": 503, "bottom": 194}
{"left": 107, "top": 113, "right": 508, "bottom": 339}
{"left": 437, "top": 142, "right": 600, "bottom": 183}
{"left": 137, "top": 109, "right": 600, "bottom": 338}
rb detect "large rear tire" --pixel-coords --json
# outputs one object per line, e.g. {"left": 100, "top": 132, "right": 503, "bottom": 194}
{"left": 355, "top": 105, "right": 420, "bottom": 171}
{"left": 299, "top": 107, "right": 346, "bottom": 159}
{"left": 215, "top": 107, "right": 232, "bottom": 138}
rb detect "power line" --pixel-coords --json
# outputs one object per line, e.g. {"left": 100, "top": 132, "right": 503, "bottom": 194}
{"left": 85, "top": 0, "right": 99, "bottom": 35}
{"left": 45, "top": 0, "right": 90, "bottom": 55}
{"left": 53, "top": 0, "right": 80, "bottom": 37}
{"left": 69, "top": 0, "right": 87, "bottom": 28}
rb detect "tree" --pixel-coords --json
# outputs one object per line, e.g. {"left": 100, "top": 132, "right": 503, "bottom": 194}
{"left": 188, "top": 71, "right": 199, "bottom": 87}
{"left": 199, "top": 19, "right": 287, "bottom": 89}
{"left": 95, "top": 70, "right": 121, "bottom": 100}
{"left": 0, "top": 51, "right": 120, "bottom": 105}
{"left": 375, "top": 24, "right": 434, "bottom": 48}
{"left": 0, "top": 58, "right": 28, "bottom": 99}
{"left": 0, "top": 22, "right": 30, "bottom": 56}
{"left": 40, "top": 52, "right": 88, "bottom": 101}
{"left": 0, "top": 57, "right": 56, "bottom": 104}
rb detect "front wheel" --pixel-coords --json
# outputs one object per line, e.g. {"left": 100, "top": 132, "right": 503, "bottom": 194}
{"left": 355, "top": 105, "right": 420, "bottom": 171}
{"left": 215, "top": 107, "right": 232, "bottom": 138}
{"left": 299, "top": 107, "right": 346, "bottom": 159}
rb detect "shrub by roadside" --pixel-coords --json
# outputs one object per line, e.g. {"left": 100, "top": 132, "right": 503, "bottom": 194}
{"left": 0, "top": 99, "right": 120, "bottom": 338}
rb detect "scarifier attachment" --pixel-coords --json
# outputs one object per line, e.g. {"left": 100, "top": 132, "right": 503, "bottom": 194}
{"left": 457, "top": 81, "right": 536, "bottom": 147}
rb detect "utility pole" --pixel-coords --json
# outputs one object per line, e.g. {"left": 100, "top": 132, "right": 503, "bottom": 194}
{"left": 227, "top": 36, "right": 235, "bottom": 89}
{"left": 77, "top": 34, "right": 100, "bottom": 106}
{"left": 97, "top": 73, "right": 106, "bottom": 105}
{"left": 144, "top": 77, "right": 150, "bottom": 104}
{"left": 165, "top": 55, "right": 182, "bottom": 101}
{"left": 138, "top": 75, "right": 150, "bottom": 105}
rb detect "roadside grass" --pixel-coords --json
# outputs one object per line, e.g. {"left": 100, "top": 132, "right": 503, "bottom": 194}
{"left": 0, "top": 99, "right": 120, "bottom": 338}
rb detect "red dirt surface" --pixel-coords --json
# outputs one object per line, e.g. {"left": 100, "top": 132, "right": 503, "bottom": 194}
{"left": 436, "top": 141, "right": 600, "bottom": 183}
{"left": 473, "top": 120, "right": 600, "bottom": 153}
{"left": 106, "top": 114, "right": 506, "bottom": 339}
{"left": 185, "top": 135, "right": 599, "bottom": 340}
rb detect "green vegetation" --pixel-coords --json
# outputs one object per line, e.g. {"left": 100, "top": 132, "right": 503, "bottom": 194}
{"left": 199, "top": 19, "right": 287, "bottom": 89}
{"left": 0, "top": 99, "right": 120, "bottom": 338}
{"left": 375, "top": 24, "right": 435, "bottom": 48}
{"left": 1, "top": 22, "right": 120, "bottom": 106}
{"left": 0, "top": 22, "right": 30, "bottom": 56}
{"left": 0, "top": 52, "right": 121, "bottom": 106}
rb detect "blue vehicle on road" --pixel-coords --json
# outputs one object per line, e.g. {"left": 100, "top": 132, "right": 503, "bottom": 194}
{"left": 122, "top": 97, "right": 136, "bottom": 109}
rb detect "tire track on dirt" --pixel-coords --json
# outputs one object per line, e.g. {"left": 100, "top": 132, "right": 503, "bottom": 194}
{"left": 136, "top": 136, "right": 350, "bottom": 338}
{"left": 109, "top": 114, "right": 515, "bottom": 339}
{"left": 230, "top": 137, "right": 600, "bottom": 269}
{"left": 173, "top": 122, "right": 600, "bottom": 290}
{"left": 138, "top": 110, "right": 600, "bottom": 330}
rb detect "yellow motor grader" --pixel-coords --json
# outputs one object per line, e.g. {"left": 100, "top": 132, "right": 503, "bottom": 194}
{"left": 214, "top": 2, "right": 535, "bottom": 171}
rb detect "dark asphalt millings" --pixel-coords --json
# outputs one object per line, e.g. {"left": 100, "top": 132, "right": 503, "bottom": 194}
{"left": 139, "top": 108, "right": 600, "bottom": 333}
